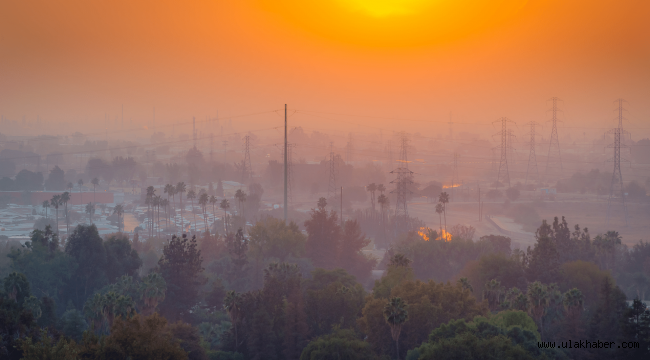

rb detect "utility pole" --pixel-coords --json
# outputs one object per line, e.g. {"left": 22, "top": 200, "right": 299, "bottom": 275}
{"left": 284, "top": 104, "right": 288, "bottom": 222}
{"left": 242, "top": 135, "right": 252, "bottom": 184}
{"left": 606, "top": 99, "right": 630, "bottom": 226}
{"left": 525, "top": 121, "right": 540, "bottom": 186}
{"left": 451, "top": 153, "right": 459, "bottom": 202}
{"left": 493, "top": 117, "right": 516, "bottom": 188}
{"left": 328, "top": 142, "right": 338, "bottom": 199}
{"left": 545, "top": 97, "right": 563, "bottom": 178}
{"left": 340, "top": 186, "right": 343, "bottom": 227}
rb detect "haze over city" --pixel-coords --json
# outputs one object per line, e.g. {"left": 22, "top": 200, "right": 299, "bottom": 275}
{"left": 0, "top": 1, "right": 649, "bottom": 359}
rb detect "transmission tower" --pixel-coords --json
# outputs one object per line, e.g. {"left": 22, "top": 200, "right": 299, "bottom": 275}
{"left": 327, "top": 142, "right": 339, "bottom": 199}
{"left": 524, "top": 121, "right": 540, "bottom": 185}
{"left": 606, "top": 99, "right": 631, "bottom": 226}
{"left": 493, "top": 117, "right": 516, "bottom": 188}
{"left": 451, "top": 153, "right": 459, "bottom": 202}
{"left": 545, "top": 97, "right": 563, "bottom": 178}
{"left": 507, "top": 129, "right": 517, "bottom": 176}
{"left": 346, "top": 133, "right": 353, "bottom": 163}
{"left": 390, "top": 134, "right": 413, "bottom": 221}
{"left": 241, "top": 135, "right": 252, "bottom": 184}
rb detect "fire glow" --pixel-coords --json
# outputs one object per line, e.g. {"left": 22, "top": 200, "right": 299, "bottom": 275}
{"left": 418, "top": 227, "right": 452, "bottom": 242}
{"left": 442, "top": 184, "right": 461, "bottom": 189}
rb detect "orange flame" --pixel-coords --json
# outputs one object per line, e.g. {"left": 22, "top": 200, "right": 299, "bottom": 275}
{"left": 442, "top": 184, "right": 461, "bottom": 189}
{"left": 418, "top": 227, "right": 452, "bottom": 242}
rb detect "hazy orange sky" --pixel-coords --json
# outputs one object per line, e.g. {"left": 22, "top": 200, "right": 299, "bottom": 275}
{"left": 1, "top": 0, "right": 649, "bottom": 138}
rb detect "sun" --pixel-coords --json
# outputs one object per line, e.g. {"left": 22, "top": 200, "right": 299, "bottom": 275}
{"left": 337, "top": 0, "right": 431, "bottom": 18}
{"left": 257, "top": 0, "right": 528, "bottom": 48}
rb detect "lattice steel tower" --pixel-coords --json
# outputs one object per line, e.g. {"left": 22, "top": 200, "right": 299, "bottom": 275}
{"left": 606, "top": 99, "right": 630, "bottom": 226}
{"left": 390, "top": 134, "right": 413, "bottom": 219}
{"left": 545, "top": 97, "right": 563, "bottom": 177}
{"left": 493, "top": 117, "right": 515, "bottom": 188}
{"left": 524, "top": 121, "right": 540, "bottom": 185}
{"left": 451, "top": 153, "right": 459, "bottom": 202}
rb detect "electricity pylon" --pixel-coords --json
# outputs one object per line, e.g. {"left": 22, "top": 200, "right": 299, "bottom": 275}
{"left": 390, "top": 134, "right": 413, "bottom": 220}
{"left": 327, "top": 142, "right": 338, "bottom": 199}
{"left": 524, "top": 121, "right": 540, "bottom": 185}
{"left": 493, "top": 117, "right": 516, "bottom": 188}
{"left": 242, "top": 135, "right": 252, "bottom": 184}
{"left": 606, "top": 99, "right": 631, "bottom": 226}
{"left": 545, "top": 97, "right": 563, "bottom": 178}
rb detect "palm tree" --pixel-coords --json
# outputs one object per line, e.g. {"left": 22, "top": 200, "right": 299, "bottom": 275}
{"left": 187, "top": 190, "right": 197, "bottom": 232}
{"left": 209, "top": 195, "right": 217, "bottom": 226}
{"left": 164, "top": 183, "right": 174, "bottom": 230}
{"left": 61, "top": 192, "right": 71, "bottom": 234}
{"left": 438, "top": 192, "right": 449, "bottom": 233}
{"left": 366, "top": 183, "right": 377, "bottom": 212}
{"left": 384, "top": 297, "right": 409, "bottom": 359}
{"left": 457, "top": 278, "right": 473, "bottom": 293}
{"left": 234, "top": 189, "right": 247, "bottom": 217}
{"left": 51, "top": 195, "right": 61, "bottom": 235}
{"left": 146, "top": 186, "right": 155, "bottom": 238}
{"left": 377, "top": 183, "right": 386, "bottom": 195}
{"left": 527, "top": 281, "right": 548, "bottom": 339}
{"left": 220, "top": 199, "right": 230, "bottom": 233}
{"left": 77, "top": 179, "right": 84, "bottom": 204}
{"left": 435, "top": 203, "right": 444, "bottom": 237}
{"left": 176, "top": 182, "right": 186, "bottom": 232}
{"left": 85, "top": 202, "right": 95, "bottom": 224}
{"left": 113, "top": 204, "right": 124, "bottom": 232}
{"left": 154, "top": 195, "right": 162, "bottom": 237}
{"left": 199, "top": 192, "right": 209, "bottom": 232}
{"left": 223, "top": 291, "right": 243, "bottom": 351}
{"left": 160, "top": 198, "right": 169, "bottom": 233}
{"left": 42, "top": 200, "right": 50, "bottom": 219}
{"left": 91, "top": 177, "right": 99, "bottom": 203}
{"left": 483, "top": 279, "right": 503, "bottom": 311}
{"left": 140, "top": 273, "right": 167, "bottom": 316}
{"left": 378, "top": 194, "right": 389, "bottom": 244}
{"left": 67, "top": 182, "right": 74, "bottom": 192}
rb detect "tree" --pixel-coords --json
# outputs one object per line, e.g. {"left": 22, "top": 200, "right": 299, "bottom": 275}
{"left": 169, "top": 321, "right": 209, "bottom": 360}
{"left": 367, "top": 183, "right": 377, "bottom": 212}
{"left": 224, "top": 291, "right": 243, "bottom": 351}
{"left": 45, "top": 166, "right": 65, "bottom": 190}
{"left": 526, "top": 281, "right": 548, "bottom": 339}
{"left": 77, "top": 178, "right": 84, "bottom": 204}
{"left": 113, "top": 204, "right": 124, "bottom": 232}
{"left": 146, "top": 186, "right": 156, "bottom": 238}
{"left": 164, "top": 183, "right": 175, "bottom": 229}
{"left": 435, "top": 203, "right": 444, "bottom": 236}
{"left": 384, "top": 297, "right": 409, "bottom": 359}
{"left": 64, "top": 224, "right": 108, "bottom": 309}
{"left": 140, "top": 273, "right": 167, "bottom": 316}
{"left": 299, "top": 329, "right": 375, "bottom": 360}
{"left": 234, "top": 189, "right": 246, "bottom": 218}
{"left": 176, "top": 182, "right": 187, "bottom": 231}
{"left": 338, "top": 220, "right": 376, "bottom": 283}
{"left": 50, "top": 194, "right": 61, "bottom": 235}
{"left": 199, "top": 192, "right": 209, "bottom": 232}
{"left": 158, "top": 234, "right": 205, "bottom": 322}
{"left": 91, "top": 177, "right": 99, "bottom": 204}
{"left": 83, "top": 313, "right": 187, "bottom": 360}
{"left": 42, "top": 200, "right": 49, "bottom": 219}
{"left": 304, "top": 198, "right": 340, "bottom": 269}
{"left": 526, "top": 220, "right": 561, "bottom": 283}
{"left": 18, "top": 328, "right": 79, "bottom": 360}
{"left": 209, "top": 195, "right": 218, "bottom": 226}
{"left": 220, "top": 199, "right": 230, "bottom": 233}
{"left": 187, "top": 190, "right": 197, "bottom": 232}
{"left": 85, "top": 202, "right": 95, "bottom": 224}
{"left": 61, "top": 191, "right": 71, "bottom": 234}
{"left": 619, "top": 299, "right": 650, "bottom": 358}
{"left": 438, "top": 192, "right": 449, "bottom": 233}
{"left": 104, "top": 233, "right": 142, "bottom": 283}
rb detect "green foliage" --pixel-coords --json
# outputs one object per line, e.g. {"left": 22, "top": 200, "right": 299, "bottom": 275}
{"left": 299, "top": 329, "right": 375, "bottom": 360}
{"left": 305, "top": 200, "right": 341, "bottom": 269}
{"left": 560, "top": 260, "right": 614, "bottom": 307}
{"left": 103, "top": 233, "right": 142, "bottom": 283}
{"left": 304, "top": 268, "right": 366, "bottom": 337}
{"left": 525, "top": 221, "right": 561, "bottom": 283}
{"left": 60, "top": 309, "right": 88, "bottom": 341}
{"left": 359, "top": 278, "right": 487, "bottom": 359}
{"left": 64, "top": 224, "right": 108, "bottom": 309}
{"left": 416, "top": 314, "right": 565, "bottom": 360}
{"left": 10, "top": 228, "right": 76, "bottom": 307}
{"left": 619, "top": 299, "right": 650, "bottom": 358}
{"left": 3, "top": 271, "right": 31, "bottom": 303}
{"left": 18, "top": 328, "right": 78, "bottom": 360}
{"left": 158, "top": 234, "right": 205, "bottom": 322}
{"left": 458, "top": 253, "right": 526, "bottom": 300}
{"left": 169, "top": 321, "right": 209, "bottom": 360}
